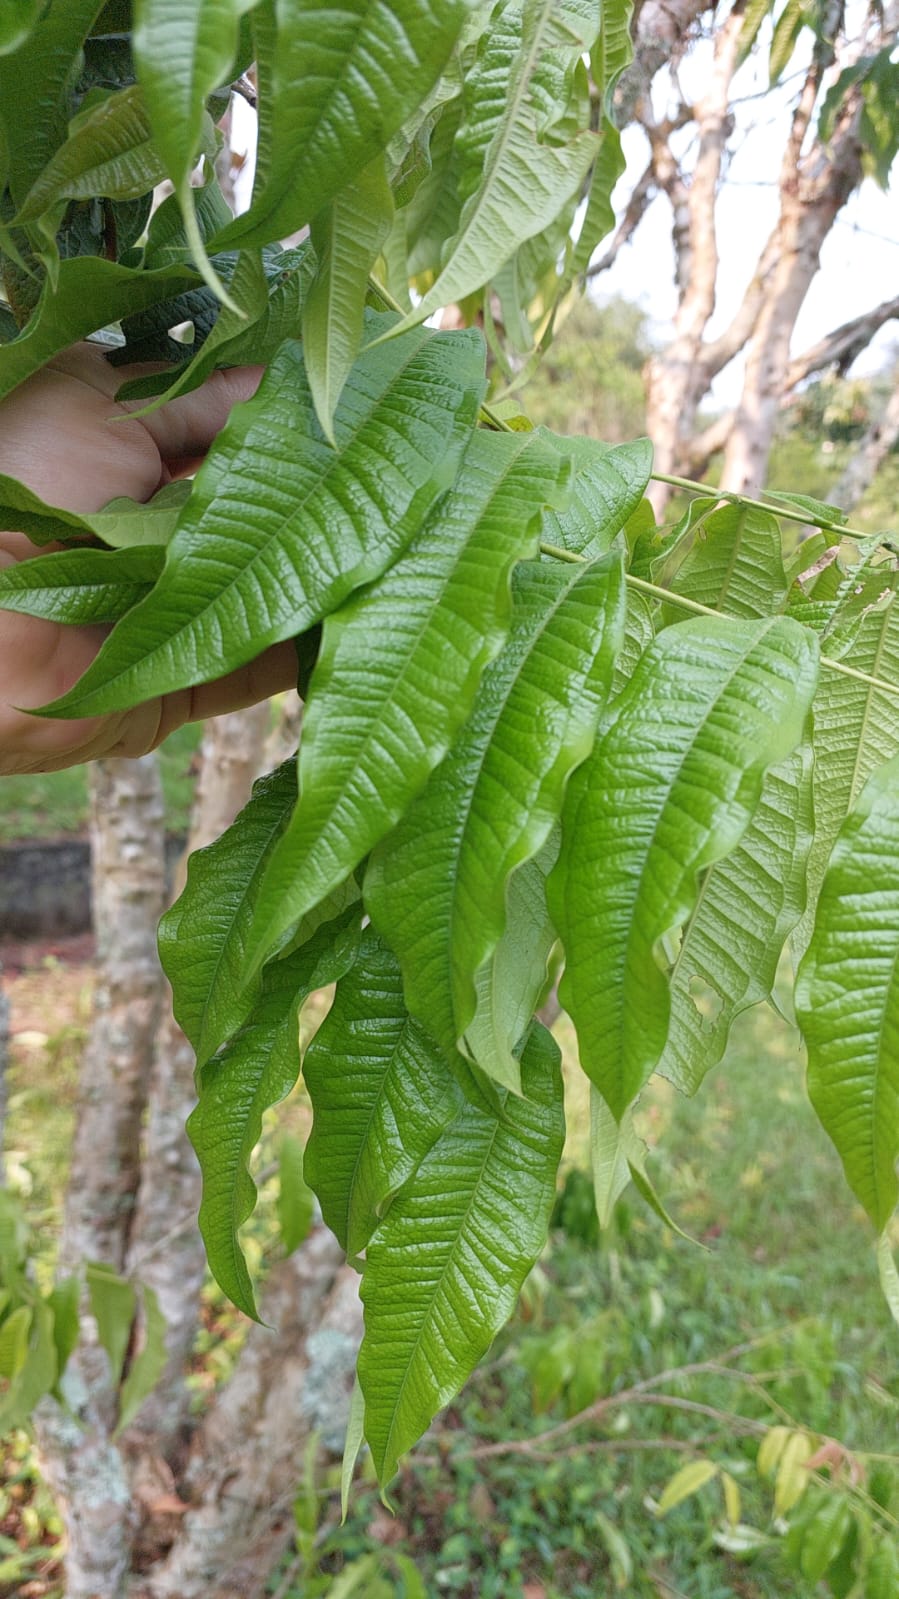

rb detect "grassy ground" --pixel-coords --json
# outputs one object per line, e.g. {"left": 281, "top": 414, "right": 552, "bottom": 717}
{"left": 4, "top": 953, "right": 897, "bottom": 1598}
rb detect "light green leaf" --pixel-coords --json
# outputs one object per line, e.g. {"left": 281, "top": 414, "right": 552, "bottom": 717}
{"left": 15, "top": 83, "right": 167, "bottom": 221}
{"left": 86, "top": 1262, "right": 135, "bottom": 1385}
{"left": 592, "top": 0, "right": 633, "bottom": 106}
{"left": 463, "top": 832, "right": 560, "bottom": 1094}
{"left": 540, "top": 434, "right": 653, "bottom": 559}
{"left": 341, "top": 1376, "right": 366, "bottom": 1523}
{"left": 277, "top": 1134, "right": 315, "bottom": 1256}
{"left": 0, "top": 545, "right": 163, "bottom": 625}
{"left": 0, "top": 1301, "right": 56, "bottom": 1431}
{"left": 47, "top": 1275, "right": 80, "bottom": 1387}
{"left": 551, "top": 616, "right": 820, "bottom": 1118}
{"left": 242, "top": 428, "right": 571, "bottom": 974}
{"left": 570, "top": 119, "right": 625, "bottom": 277}
{"left": 796, "top": 754, "right": 899, "bottom": 1231}
{"left": 386, "top": 0, "right": 600, "bottom": 335}
{"left": 0, "top": 258, "right": 200, "bottom": 403}
{"left": 0, "top": 0, "right": 44, "bottom": 56}
{"left": 792, "top": 576, "right": 899, "bottom": 955}
{"left": 0, "top": 471, "right": 181, "bottom": 548}
{"left": 365, "top": 553, "right": 625, "bottom": 1065}
{"left": 303, "top": 930, "right": 462, "bottom": 1258}
{"left": 116, "top": 1284, "right": 167, "bottom": 1433}
{"left": 42, "top": 318, "right": 487, "bottom": 716}
{"left": 189, "top": 919, "right": 361, "bottom": 1319}
{"left": 215, "top": 0, "right": 470, "bottom": 251}
{"left": 590, "top": 1087, "right": 638, "bottom": 1229}
{"left": 358, "top": 1022, "right": 565, "bottom": 1484}
{"left": 304, "top": 155, "right": 394, "bottom": 441}
{"left": 660, "top": 743, "right": 815, "bottom": 1094}
{"left": 662, "top": 503, "right": 791, "bottom": 621}
{"left": 85, "top": 481, "right": 193, "bottom": 550}
{"left": 657, "top": 1459, "right": 719, "bottom": 1516}
{"left": 0, "top": 1304, "right": 30, "bottom": 1379}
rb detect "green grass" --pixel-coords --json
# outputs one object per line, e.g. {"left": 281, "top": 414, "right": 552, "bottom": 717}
{"left": 0, "top": 721, "right": 202, "bottom": 843}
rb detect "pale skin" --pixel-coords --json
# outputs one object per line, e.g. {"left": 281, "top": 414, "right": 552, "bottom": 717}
{"left": 0, "top": 342, "right": 298, "bottom": 776}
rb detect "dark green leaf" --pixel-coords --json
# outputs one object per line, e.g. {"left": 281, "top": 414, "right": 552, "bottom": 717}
{"left": 303, "top": 929, "right": 462, "bottom": 1257}
{"left": 0, "top": 0, "right": 44, "bottom": 56}
{"left": 358, "top": 1022, "right": 565, "bottom": 1484}
{"left": 0, "top": 544, "right": 163, "bottom": 624}
{"left": 43, "top": 318, "right": 486, "bottom": 716}
{"left": 0, "top": 0, "right": 105, "bottom": 206}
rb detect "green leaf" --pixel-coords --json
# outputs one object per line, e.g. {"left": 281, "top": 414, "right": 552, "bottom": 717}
{"left": 570, "top": 119, "right": 626, "bottom": 277}
{"left": 590, "top": 1087, "right": 638, "bottom": 1229}
{"left": 303, "top": 930, "right": 462, "bottom": 1258}
{"left": 769, "top": 0, "right": 803, "bottom": 84}
{"left": 791, "top": 574, "right": 899, "bottom": 953}
{"left": 463, "top": 831, "right": 560, "bottom": 1094}
{"left": 659, "top": 743, "right": 816, "bottom": 1094}
{"left": 15, "top": 83, "right": 167, "bottom": 221}
{"left": 662, "top": 503, "right": 791, "bottom": 620}
{"left": 0, "top": 1, "right": 44, "bottom": 56}
{"left": 86, "top": 1262, "right": 135, "bottom": 1385}
{"left": 0, "top": 0, "right": 105, "bottom": 206}
{"left": 277, "top": 1133, "right": 315, "bottom": 1256}
{"left": 47, "top": 1275, "right": 80, "bottom": 1387}
{"left": 42, "top": 318, "right": 487, "bottom": 716}
{"left": 551, "top": 616, "right": 820, "bottom": 1118}
{"left": 303, "top": 155, "right": 394, "bottom": 441}
{"left": 0, "top": 258, "right": 200, "bottom": 403}
{"left": 0, "top": 545, "right": 163, "bottom": 624}
{"left": 796, "top": 753, "right": 899, "bottom": 1231}
{"left": 358, "top": 1021, "right": 565, "bottom": 1484}
{"left": 365, "top": 553, "right": 625, "bottom": 1066}
{"left": 116, "top": 1284, "right": 167, "bottom": 1433}
{"left": 0, "top": 1301, "right": 56, "bottom": 1431}
{"left": 0, "top": 1304, "right": 30, "bottom": 1379}
{"left": 159, "top": 759, "right": 299, "bottom": 1061}
{"left": 143, "top": 169, "right": 233, "bottom": 269}
{"left": 213, "top": 0, "right": 470, "bottom": 252}
{"left": 84, "top": 481, "right": 193, "bottom": 549}
{"left": 0, "top": 471, "right": 182, "bottom": 548}
{"left": 242, "top": 428, "right": 571, "bottom": 975}
{"left": 657, "top": 1459, "right": 719, "bottom": 1516}
{"left": 385, "top": 0, "right": 600, "bottom": 335}
{"left": 539, "top": 435, "right": 653, "bottom": 559}
{"left": 190, "top": 919, "right": 361, "bottom": 1319}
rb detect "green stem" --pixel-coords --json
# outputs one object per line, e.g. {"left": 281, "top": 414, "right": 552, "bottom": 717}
{"left": 651, "top": 470, "right": 874, "bottom": 545}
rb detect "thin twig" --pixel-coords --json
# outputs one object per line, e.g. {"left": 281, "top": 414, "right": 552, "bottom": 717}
{"left": 650, "top": 469, "right": 876, "bottom": 545}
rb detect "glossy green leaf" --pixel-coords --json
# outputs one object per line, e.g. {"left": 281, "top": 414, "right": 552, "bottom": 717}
{"left": 660, "top": 743, "right": 815, "bottom": 1095}
{"left": 796, "top": 753, "right": 899, "bottom": 1231}
{"left": 242, "top": 428, "right": 571, "bottom": 974}
{"left": 463, "top": 831, "right": 559, "bottom": 1094}
{"left": 358, "top": 1022, "right": 565, "bottom": 1484}
{"left": 277, "top": 1134, "right": 315, "bottom": 1256}
{"left": 551, "top": 616, "right": 820, "bottom": 1118}
{"left": 15, "top": 83, "right": 166, "bottom": 221}
{"left": 116, "top": 1284, "right": 167, "bottom": 1432}
{"left": 86, "top": 1262, "right": 135, "bottom": 1385}
{"left": 215, "top": 0, "right": 469, "bottom": 251}
{"left": 303, "top": 930, "right": 462, "bottom": 1258}
{"left": 365, "top": 552, "right": 625, "bottom": 1065}
{"left": 791, "top": 575, "right": 899, "bottom": 954}
{"left": 662, "top": 503, "right": 790, "bottom": 620}
{"left": 0, "top": 259, "right": 200, "bottom": 403}
{"left": 42, "top": 318, "right": 486, "bottom": 716}
{"left": 303, "top": 155, "right": 394, "bottom": 441}
{"left": 0, "top": 0, "right": 105, "bottom": 206}
{"left": 540, "top": 435, "right": 653, "bottom": 560}
{"left": 386, "top": 0, "right": 600, "bottom": 335}
{"left": 0, "top": 544, "right": 163, "bottom": 624}
{"left": 189, "top": 918, "right": 361, "bottom": 1319}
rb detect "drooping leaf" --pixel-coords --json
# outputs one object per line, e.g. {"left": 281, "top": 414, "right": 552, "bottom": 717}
{"left": 0, "top": 0, "right": 105, "bottom": 206}
{"left": 41, "top": 317, "right": 487, "bottom": 717}
{"left": 86, "top": 1262, "right": 135, "bottom": 1385}
{"left": 358, "top": 1021, "right": 565, "bottom": 1484}
{"left": 15, "top": 83, "right": 167, "bottom": 221}
{"left": 242, "top": 428, "right": 571, "bottom": 975}
{"left": 660, "top": 742, "right": 815, "bottom": 1095}
{"left": 303, "top": 929, "right": 462, "bottom": 1258}
{"left": 364, "top": 552, "right": 625, "bottom": 1066}
{"left": 303, "top": 154, "right": 394, "bottom": 441}
{"left": 796, "top": 753, "right": 899, "bottom": 1232}
{"left": 0, "top": 258, "right": 200, "bottom": 403}
{"left": 116, "top": 1284, "right": 167, "bottom": 1432}
{"left": 142, "top": 168, "right": 233, "bottom": 269}
{"left": 0, "top": 544, "right": 163, "bottom": 624}
{"left": 277, "top": 1135, "right": 316, "bottom": 1257}
{"left": 462, "top": 831, "right": 560, "bottom": 1094}
{"left": 189, "top": 918, "right": 361, "bottom": 1319}
{"left": 385, "top": 0, "right": 600, "bottom": 336}
{"left": 214, "top": 0, "right": 470, "bottom": 252}
{"left": 539, "top": 434, "right": 653, "bottom": 559}
{"left": 0, "top": 1301, "right": 56, "bottom": 1432}
{"left": 570, "top": 119, "right": 625, "bottom": 277}
{"left": 551, "top": 616, "right": 820, "bottom": 1118}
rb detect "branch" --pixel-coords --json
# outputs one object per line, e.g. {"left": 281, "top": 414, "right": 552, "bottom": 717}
{"left": 786, "top": 295, "right": 899, "bottom": 389}
{"left": 682, "top": 409, "right": 734, "bottom": 475}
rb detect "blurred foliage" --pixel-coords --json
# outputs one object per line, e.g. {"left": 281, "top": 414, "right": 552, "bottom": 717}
{"left": 517, "top": 295, "right": 651, "bottom": 444}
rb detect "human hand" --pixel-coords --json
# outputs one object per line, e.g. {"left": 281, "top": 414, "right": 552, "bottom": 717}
{"left": 0, "top": 343, "right": 298, "bottom": 775}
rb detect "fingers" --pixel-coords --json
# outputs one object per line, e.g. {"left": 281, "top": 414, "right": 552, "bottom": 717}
{"left": 129, "top": 364, "right": 265, "bottom": 465}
